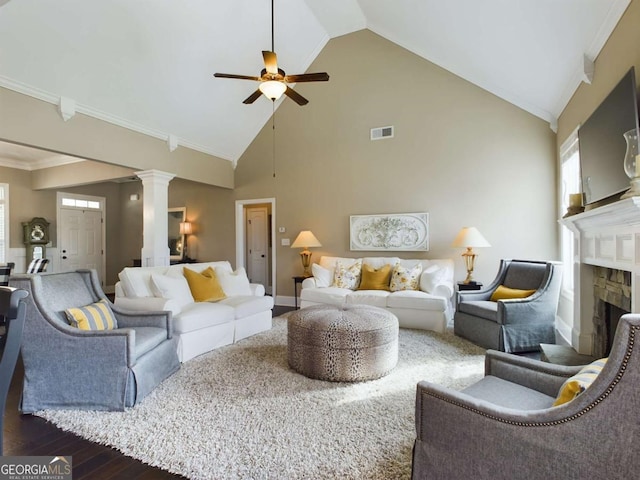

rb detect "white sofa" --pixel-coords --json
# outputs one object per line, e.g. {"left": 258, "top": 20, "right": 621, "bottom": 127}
{"left": 300, "top": 256, "right": 454, "bottom": 333}
{"left": 115, "top": 261, "right": 274, "bottom": 362}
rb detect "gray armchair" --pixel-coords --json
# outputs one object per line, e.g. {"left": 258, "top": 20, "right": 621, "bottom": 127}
{"left": 454, "top": 259, "right": 562, "bottom": 352}
{"left": 412, "top": 313, "right": 640, "bottom": 479}
{"left": 10, "top": 270, "right": 180, "bottom": 412}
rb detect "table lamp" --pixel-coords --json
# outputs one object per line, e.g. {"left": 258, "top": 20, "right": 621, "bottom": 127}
{"left": 180, "top": 221, "right": 193, "bottom": 260}
{"left": 291, "top": 230, "right": 322, "bottom": 277}
{"left": 451, "top": 227, "right": 491, "bottom": 284}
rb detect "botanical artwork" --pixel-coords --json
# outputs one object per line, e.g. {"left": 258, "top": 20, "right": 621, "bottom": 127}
{"left": 350, "top": 213, "right": 429, "bottom": 251}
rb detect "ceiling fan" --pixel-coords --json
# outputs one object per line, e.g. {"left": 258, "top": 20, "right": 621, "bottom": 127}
{"left": 213, "top": 0, "right": 329, "bottom": 106}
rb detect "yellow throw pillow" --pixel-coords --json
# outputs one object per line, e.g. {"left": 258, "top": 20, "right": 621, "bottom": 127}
{"left": 65, "top": 299, "right": 118, "bottom": 330}
{"left": 389, "top": 263, "right": 422, "bottom": 292}
{"left": 183, "top": 267, "right": 227, "bottom": 302}
{"left": 553, "top": 358, "right": 608, "bottom": 406}
{"left": 490, "top": 285, "right": 536, "bottom": 301}
{"left": 358, "top": 264, "right": 392, "bottom": 291}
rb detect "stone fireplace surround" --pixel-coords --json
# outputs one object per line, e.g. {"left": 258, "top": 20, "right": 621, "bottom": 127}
{"left": 560, "top": 197, "right": 640, "bottom": 355}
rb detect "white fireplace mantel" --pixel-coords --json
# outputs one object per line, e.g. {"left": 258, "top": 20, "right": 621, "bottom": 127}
{"left": 560, "top": 196, "right": 640, "bottom": 354}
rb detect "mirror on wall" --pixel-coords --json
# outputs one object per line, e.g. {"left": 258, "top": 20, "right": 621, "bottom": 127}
{"left": 168, "top": 207, "right": 186, "bottom": 260}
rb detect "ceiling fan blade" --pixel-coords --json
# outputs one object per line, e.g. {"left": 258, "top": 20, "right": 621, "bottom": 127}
{"left": 284, "top": 87, "right": 308, "bottom": 106}
{"left": 214, "top": 73, "right": 261, "bottom": 81}
{"left": 284, "top": 72, "right": 330, "bottom": 83}
{"left": 243, "top": 89, "right": 263, "bottom": 104}
{"left": 262, "top": 51, "right": 278, "bottom": 75}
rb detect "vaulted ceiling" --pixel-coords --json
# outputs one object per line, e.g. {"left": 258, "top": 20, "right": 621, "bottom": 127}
{"left": 0, "top": 0, "right": 631, "bottom": 166}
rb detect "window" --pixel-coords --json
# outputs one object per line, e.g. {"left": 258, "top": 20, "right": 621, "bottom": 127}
{"left": 61, "top": 197, "right": 101, "bottom": 209}
{"left": 0, "top": 184, "right": 8, "bottom": 263}
{"left": 560, "top": 128, "right": 581, "bottom": 292}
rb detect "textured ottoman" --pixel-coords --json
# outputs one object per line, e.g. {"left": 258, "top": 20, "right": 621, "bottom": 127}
{"left": 287, "top": 304, "right": 399, "bottom": 382}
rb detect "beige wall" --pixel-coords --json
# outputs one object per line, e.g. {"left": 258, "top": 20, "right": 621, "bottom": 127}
{"left": 235, "top": 30, "right": 559, "bottom": 298}
{"left": 558, "top": 0, "right": 640, "bottom": 144}
{"left": 0, "top": 87, "right": 235, "bottom": 189}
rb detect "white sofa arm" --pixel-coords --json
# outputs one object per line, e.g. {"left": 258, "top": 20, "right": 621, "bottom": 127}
{"left": 431, "top": 280, "right": 454, "bottom": 300}
{"left": 301, "top": 277, "right": 317, "bottom": 289}
{"left": 114, "top": 296, "right": 182, "bottom": 316}
{"left": 250, "top": 283, "right": 265, "bottom": 296}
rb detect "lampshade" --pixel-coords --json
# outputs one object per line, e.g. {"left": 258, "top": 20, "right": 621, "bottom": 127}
{"left": 451, "top": 227, "right": 491, "bottom": 248}
{"left": 179, "top": 222, "right": 193, "bottom": 235}
{"left": 259, "top": 80, "right": 287, "bottom": 100}
{"left": 291, "top": 230, "right": 322, "bottom": 249}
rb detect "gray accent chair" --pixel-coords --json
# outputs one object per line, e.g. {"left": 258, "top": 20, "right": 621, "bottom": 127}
{"left": 10, "top": 270, "right": 180, "bottom": 412}
{"left": 454, "top": 259, "right": 562, "bottom": 352}
{"left": 412, "top": 313, "right": 640, "bottom": 479}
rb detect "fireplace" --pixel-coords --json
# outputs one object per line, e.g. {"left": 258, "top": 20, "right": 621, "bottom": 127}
{"left": 591, "top": 267, "right": 631, "bottom": 358}
{"left": 560, "top": 197, "right": 640, "bottom": 355}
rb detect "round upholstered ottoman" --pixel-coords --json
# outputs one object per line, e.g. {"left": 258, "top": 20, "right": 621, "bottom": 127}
{"left": 287, "top": 304, "right": 399, "bottom": 382}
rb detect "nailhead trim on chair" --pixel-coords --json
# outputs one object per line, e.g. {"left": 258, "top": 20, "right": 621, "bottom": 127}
{"left": 422, "top": 326, "right": 636, "bottom": 429}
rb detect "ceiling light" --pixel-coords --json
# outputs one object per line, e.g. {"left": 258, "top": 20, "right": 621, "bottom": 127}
{"left": 259, "top": 81, "right": 287, "bottom": 100}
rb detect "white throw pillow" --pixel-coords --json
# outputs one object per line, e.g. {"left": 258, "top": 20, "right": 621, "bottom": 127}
{"left": 312, "top": 263, "right": 333, "bottom": 288}
{"left": 420, "top": 265, "right": 445, "bottom": 293}
{"left": 150, "top": 274, "right": 194, "bottom": 308}
{"left": 215, "top": 267, "right": 252, "bottom": 296}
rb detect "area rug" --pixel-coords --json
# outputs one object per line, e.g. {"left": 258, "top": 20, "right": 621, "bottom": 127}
{"left": 35, "top": 316, "right": 486, "bottom": 479}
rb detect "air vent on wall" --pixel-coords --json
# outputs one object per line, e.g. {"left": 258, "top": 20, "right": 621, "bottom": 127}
{"left": 370, "top": 126, "right": 394, "bottom": 140}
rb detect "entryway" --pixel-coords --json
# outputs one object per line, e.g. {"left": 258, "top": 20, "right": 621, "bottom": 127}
{"left": 56, "top": 192, "right": 106, "bottom": 287}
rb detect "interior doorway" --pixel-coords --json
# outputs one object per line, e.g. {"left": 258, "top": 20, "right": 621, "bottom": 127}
{"left": 235, "top": 198, "right": 276, "bottom": 298}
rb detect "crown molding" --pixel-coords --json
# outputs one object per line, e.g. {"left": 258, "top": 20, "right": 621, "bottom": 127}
{"left": 0, "top": 75, "right": 235, "bottom": 163}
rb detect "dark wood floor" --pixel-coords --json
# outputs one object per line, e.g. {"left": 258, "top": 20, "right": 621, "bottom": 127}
{"left": 3, "top": 306, "right": 296, "bottom": 479}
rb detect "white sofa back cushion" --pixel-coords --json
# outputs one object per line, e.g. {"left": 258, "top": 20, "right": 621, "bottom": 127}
{"left": 150, "top": 274, "right": 194, "bottom": 308}
{"left": 118, "top": 266, "right": 169, "bottom": 297}
{"left": 215, "top": 267, "right": 252, "bottom": 296}
{"left": 168, "top": 261, "right": 233, "bottom": 277}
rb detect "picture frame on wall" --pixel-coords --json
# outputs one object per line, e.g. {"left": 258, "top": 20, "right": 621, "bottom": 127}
{"left": 349, "top": 213, "right": 429, "bottom": 251}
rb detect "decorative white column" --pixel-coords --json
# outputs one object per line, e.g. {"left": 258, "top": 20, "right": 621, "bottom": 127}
{"left": 136, "top": 169, "right": 176, "bottom": 267}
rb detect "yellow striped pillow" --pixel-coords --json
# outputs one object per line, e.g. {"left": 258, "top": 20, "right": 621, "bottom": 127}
{"left": 65, "top": 299, "right": 118, "bottom": 330}
{"left": 553, "top": 358, "right": 607, "bottom": 406}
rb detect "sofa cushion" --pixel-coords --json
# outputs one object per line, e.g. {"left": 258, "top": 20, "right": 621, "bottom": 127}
{"left": 173, "top": 302, "right": 235, "bottom": 334}
{"left": 311, "top": 263, "right": 333, "bottom": 288}
{"left": 358, "top": 264, "right": 392, "bottom": 291}
{"left": 65, "top": 299, "right": 118, "bottom": 330}
{"left": 420, "top": 264, "right": 445, "bottom": 293}
{"left": 300, "top": 287, "right": 351, "bottom": 306}
{"left": 183, "top": 267, "right": 227, "bottom": 302}
{"left": 150, "top": 273, "right": 194, "bottom": 308}
{"left": 218, "top": 295, "right": 275, "bottom": 319}
{"left": 214, "top": 267, "right": 252, "bottom": 296}
{"left": 387, "top": 291, "right": 448, "bottom": 311}
{"left": 332, "top": 260, "right": 363, "bottom": 290}
{"left": 346, "top": 290, "right": 390, "bottom": 308}
{"left": 457, "top": 300, "right": 498, "bottom": 321}
{"left": 462, "top": 375, "right": 556, "bottom": 410}
{"left": 167, "top": 261, "right": 233, "bottom": 278}
{"left": 390, "top": 263, "right": 422, "bottom": 291}
{"left": 118, "top": 266, "right": 168, "bottom": 297}
{"left": 134, "top": 326, "right": 169, "bottom": 359}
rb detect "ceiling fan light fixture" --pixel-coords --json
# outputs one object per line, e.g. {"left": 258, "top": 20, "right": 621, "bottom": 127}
{"left": 259, "top": 80, "right": 287, "bottom": 100}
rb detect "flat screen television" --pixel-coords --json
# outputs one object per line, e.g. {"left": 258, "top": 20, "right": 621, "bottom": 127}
{"left": 579, "top": 67, "right": 640, "bottom": 205}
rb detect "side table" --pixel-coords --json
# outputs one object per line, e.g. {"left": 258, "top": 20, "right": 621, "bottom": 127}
{"left": 457, "top": 281, "right": 483, "bottom": 291}
{"left": 292, "top": 276, "right": 307, "bottom": 309}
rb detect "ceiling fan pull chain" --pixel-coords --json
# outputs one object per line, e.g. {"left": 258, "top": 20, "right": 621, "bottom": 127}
{"left": 272, "top": 101, "right": 276, "bottom": 178}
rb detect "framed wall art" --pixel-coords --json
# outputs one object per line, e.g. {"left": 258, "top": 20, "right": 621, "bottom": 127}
{"left": 349, "top": 213, "right": 429, "bottom": 251}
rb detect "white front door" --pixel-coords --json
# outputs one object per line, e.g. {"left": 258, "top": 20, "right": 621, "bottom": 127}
{"left": 246, "top": 206, "right": 269, "bottom": 290}
{"left": 59, "top": 207, "right": 104, "bottom": 284}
